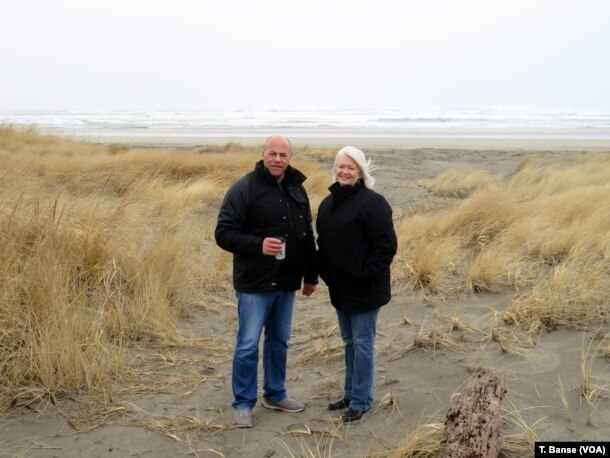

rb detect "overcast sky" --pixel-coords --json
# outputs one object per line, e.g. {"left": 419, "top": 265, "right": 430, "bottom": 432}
{"left": 1, "top": 0, "right": 609, "bottom": 111}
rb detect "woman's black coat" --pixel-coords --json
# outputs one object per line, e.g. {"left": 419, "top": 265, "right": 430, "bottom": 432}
{"left": 316, "top": 180, "right": 397, "bottom": 314}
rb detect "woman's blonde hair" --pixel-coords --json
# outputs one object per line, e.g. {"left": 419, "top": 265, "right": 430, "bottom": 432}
{"left": 332, "top": 145, "right": 376, "bottom": 189}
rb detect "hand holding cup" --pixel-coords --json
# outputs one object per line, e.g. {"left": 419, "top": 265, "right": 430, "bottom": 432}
{"left": 262, "top": 236, "right": 286, "bottom": 259}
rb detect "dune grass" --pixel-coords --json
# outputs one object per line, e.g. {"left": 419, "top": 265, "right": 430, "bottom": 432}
{"left": 0, "top": 126, "right": 330, "bottom": 411}
{"left": 394, "top": 152, "right": 610, "bottom": 333}
{"left": 424, "top": 168, "right": 498, "bottom": 197}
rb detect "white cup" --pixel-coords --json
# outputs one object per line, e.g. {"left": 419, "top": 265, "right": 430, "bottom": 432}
{"left": 275, "top": 236, "right": 286, "bottom": 260}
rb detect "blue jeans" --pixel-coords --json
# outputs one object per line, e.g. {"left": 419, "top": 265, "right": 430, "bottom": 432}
{"left": 336, "top": 307, "right": 380, "bottom": 411}
{"left": 232, "top": 290, "right": 296, "bottom": 409}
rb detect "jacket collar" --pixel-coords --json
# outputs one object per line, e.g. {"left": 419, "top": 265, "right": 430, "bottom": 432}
{"left": 329, "top": 179, "right": 364, "bottom": 208}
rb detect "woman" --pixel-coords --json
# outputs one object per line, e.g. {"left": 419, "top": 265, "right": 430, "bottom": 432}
{"left": 316, "top": 146, "right": 397, "bottom": 422}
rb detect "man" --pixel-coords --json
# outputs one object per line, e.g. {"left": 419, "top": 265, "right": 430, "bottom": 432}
{"left": 215, "top": 135, "right": 317, "bottom": 428}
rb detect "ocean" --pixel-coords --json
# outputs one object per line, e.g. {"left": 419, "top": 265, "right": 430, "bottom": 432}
{"left": 2, "top": 109, "right": 610, "bottom": 142}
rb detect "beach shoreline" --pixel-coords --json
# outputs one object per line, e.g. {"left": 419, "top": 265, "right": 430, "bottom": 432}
{"left": 42, "top": 129, "right": 610, "bottom": 151}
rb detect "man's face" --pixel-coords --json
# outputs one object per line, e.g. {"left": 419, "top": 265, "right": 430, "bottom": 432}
{"left": 262, "top": 137, "right": 291, "bottom": 181}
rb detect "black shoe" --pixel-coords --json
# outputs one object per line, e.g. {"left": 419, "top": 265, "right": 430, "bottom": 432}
{"left": 341, "top": 407, "right": 369, "bottom": 422}
{"left": 328, "top": 399, "right": 350, "bottom": 411}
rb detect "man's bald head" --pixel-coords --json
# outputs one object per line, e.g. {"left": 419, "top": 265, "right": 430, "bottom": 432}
{"left": 264, "top": 135, "right": 292, "bottom": 153}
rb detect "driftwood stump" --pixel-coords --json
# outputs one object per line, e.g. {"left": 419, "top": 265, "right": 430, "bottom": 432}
{"left": 444, "top": 370, "right": 508, "bottom": 458}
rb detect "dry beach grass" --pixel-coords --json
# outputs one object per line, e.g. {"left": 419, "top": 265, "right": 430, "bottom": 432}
{"left": 0, "top": 126, "right": 608, "bottom": 456}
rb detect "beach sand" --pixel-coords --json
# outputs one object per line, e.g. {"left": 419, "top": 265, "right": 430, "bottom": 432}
{"left": 62, "top": 130, "right": 610, "bottom": 151}
{"left": 1, "top": 138, "right": 609, "bottom": 457}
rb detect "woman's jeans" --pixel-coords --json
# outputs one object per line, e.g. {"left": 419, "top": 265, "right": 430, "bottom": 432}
{"left": 232, "top": 290, "right": 296, "bottom": 409}
{"left": 336, "top": 307, "right": 380, "bottom": 411}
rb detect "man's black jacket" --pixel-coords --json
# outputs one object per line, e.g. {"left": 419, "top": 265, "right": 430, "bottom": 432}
{"left": 215, "top": 160, "right": 317, "bottom": 292}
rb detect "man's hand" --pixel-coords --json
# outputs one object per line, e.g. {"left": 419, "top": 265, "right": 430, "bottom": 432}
{"left": 262, "top": 237, "right": 284, "bottom": 257}
{"left": 302, "top": 283, "right": 316, "bottom": 296}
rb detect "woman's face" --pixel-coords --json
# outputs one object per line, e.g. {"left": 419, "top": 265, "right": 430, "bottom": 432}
{"left": 335, "top": 155, "right": 361, "bottom": 187}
